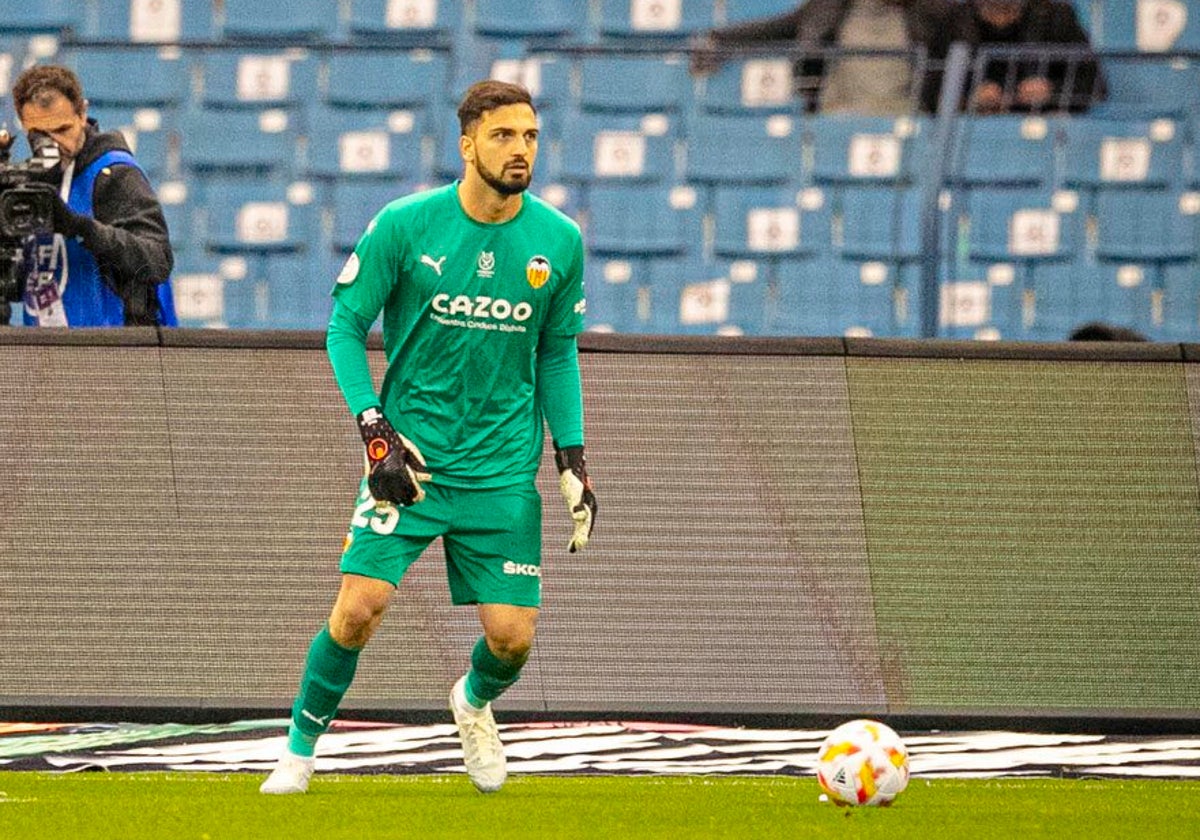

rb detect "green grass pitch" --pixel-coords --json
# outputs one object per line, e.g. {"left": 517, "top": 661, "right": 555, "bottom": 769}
{"left": 1, "top": 773, "right": 1198, "bottom": 839}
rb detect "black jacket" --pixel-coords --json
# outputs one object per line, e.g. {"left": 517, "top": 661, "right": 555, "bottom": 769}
{"left": 67, "top": 120, "right": 174, "bottom": 325}
{"left": 953, "top": 0, "right": 1106, "bottom": 112}
{"left": 708, "top": 0, "right": 959, "bottom": 113}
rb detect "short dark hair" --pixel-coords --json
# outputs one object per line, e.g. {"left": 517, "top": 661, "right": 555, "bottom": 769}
{"left": 457, "top": 80, "right": 535, "bottom": 136}
{"left": 13, "top": 64, "right": 86, "bottom": 115}
{"left": 1068, "top": 321, "right": 1148, "bottom": 342}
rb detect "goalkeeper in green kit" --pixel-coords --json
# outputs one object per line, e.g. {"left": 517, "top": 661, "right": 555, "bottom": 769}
{"left": 261, "top": 80, "right": 596, "bottom": 795}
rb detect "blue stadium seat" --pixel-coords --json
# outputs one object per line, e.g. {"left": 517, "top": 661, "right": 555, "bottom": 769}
{"left": 259, "top": 252, "right": 335, "bottom": 329}
{"left": 684, "top": 113, "right": 801, "bottom": 184}
{"left": 156, "top": 180, "right": 196, "bottom": 256}
{"left": 65, "top": 47, "right": 188, "bottom": 108}
{"left": 201, "top": 180, "right": 320, "bottom": 255}
{"left": 596, "top": 0, "right": 717, "bottom": 39}
{"left": 807, "top": 115, "right": 929, "bottom": 186}
{"left": 578, "top": 56, "right": 692, "bottom": 113}
{"left": 940, "top": 260, "right": 1025, "bottom": 339}
{"left": 712, "top": 184, "right": 832, "bottom": 258}
{"left": 221, "top": 0, "right": 341, "bottom": 42}
{"left": 645, "top": 256, "right": 755, "bottom": 335}
{"left": 0, "top": 1, "right": 77, "bottom": 33}
{"left": 305, "top": 105, "right": 427, "bottom": 181}
{"left": 473, "top": 0, "right": 588, "bottom": 39}
{"left": 1029, "top": 259, "right": 1157, "bottom": 339}
{"left": 559, "top": 112, "right": 678, "bottom": 184}
{"left": 724, "top": 0, "right": 800, "bottom": 24}
{"left": 1094, "top": 0, "right": 1200, "bottom": 51}
{"left": 698, "top": 57, "right": 800, "bottom": 115}
{"left": 1023, "top": 261, "right": 1080, "bottom": 339}
{"left": 936, "top": 264, "right": 1012, "bottom": 341}
{"left": 772, "top": 255, "right": 855, "bottom": 337}
{"left": 586, "top": 183, "right": 703, "bottom": 257}
{"left": 199, "top": 51, "right": 318, "bottom": 109}
{"left": 347, "top": 0, "right": 461, "bottom": 43}
{"left": 949, "top": 115, "right": 1055, "bottom": 188}
{"left": 1094, "top": 188, "right": 1198, "bottom": 263}
{"left": 966, "top": 188, "right": 1084, "bottom": 263}
{"left": 583, "top": 257, "right": 648, "bottom": 333}
{"left": 326, "top": 50, "right": 450, "bottom": 111}
{"left": 171, "top": 252, "right": 237, "bottom": 327}
{"left": 330, "top": 180, "right": 412, "bottom": 252}
{"left": 179, "top": 108, "right": 299, "bottom": 174}
{"left": 1061, "top": 117, "right": 1185, "bottom": 191}
{"left": 772, "top": 257, "right": 905, "bottom": 337}
{"left": 725, "top": 258, "right": 771, "bottom": 334}
{"left": 88, "top": 0, "right": 214, "bottom": 41}
{"left": 1094, "top": 56, "right": 1200, "bottom": 118}
{"left": 87, "top": 105, "right": 174, "bottom": 180}
{"left": 448, "top": 49, "right": 572, "bottom": 135}
{"left": 838, "top": 186, "right": 923, "bottom": 262}
{"left": 1162, "top": 262, "right": 1200, "bottom": 340}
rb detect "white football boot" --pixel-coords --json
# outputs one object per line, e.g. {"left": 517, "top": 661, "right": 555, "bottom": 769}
{"left": 259, "top": 751, "right": 315, "bottom": 795}
{"left": 449, "top": 675, "right": 508, "bottom": 793}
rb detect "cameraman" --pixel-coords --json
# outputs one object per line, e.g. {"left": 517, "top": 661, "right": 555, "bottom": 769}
{"left": 6, "top": 64, "right": 175, "bottom": 327}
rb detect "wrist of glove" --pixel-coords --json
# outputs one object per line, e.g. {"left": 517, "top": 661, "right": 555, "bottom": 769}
{"left": 554, "top": 445, "right": 596, "bottom": 553}
{"left": 356, "top": 406, "right": 431, "bottom": 507}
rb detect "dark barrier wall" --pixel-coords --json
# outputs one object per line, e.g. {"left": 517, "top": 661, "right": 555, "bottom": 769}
{"left": 2, "top": 330, "right": 1198, "bottom": 722}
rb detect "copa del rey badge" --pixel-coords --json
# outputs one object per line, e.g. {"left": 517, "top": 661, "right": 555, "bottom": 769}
{"left": 526, "top": 255, "right": 551, "bottom": 289}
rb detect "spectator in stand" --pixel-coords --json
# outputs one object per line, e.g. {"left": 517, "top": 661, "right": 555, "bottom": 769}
{"left": 955, "top": 0, "right": 1105, "bottom": 114}
{"left": 690, "top": 0, "right": 958, "bottom": 115}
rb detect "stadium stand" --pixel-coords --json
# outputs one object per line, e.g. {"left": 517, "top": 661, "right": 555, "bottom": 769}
{"left": 304, "top": 104, "right": 428, "bottom": 182}
{"left": 578, "top": 55, "right": 691, "bottom": 114}
{"left": 0, "top": 1, "right": 79, "bottom": 34}
{"left": 200, "top": 179, "right": 319, "bottom": 255}
{"left": 949, "top": 115, "right": 1056, "bottom": 189}
{"left": 220, "top": 0, "right": 341, "bottom": 44}
{"left": 697, "top": 56, "right": 798, "bottom": 115}
{"left": 558, "top": 111, "right": 678, "bottom": 184}
{"left": 711, "top": 183, "right": 833, "bottom": 258}
{"left": 807, "top": 115, "right": 930, "bottom": 186}
{"left": 330, "top": 180, "right": 412, "bottom": 252}
{"left": 346, "top": 0, "right": 462, "bottom": 44}
{"left": 63, "top": 45, "right": 188, "bottom": 108}
{"left": 585, "top": 183, "right": 703, "bottom": 258}
{"left": 1092, "top": 0, "right": 1200, "bottom": 52}
{"left": 596, "top": 0, "right": 718, "bottom": 40}
{"left": 5, "top": 0, "right": 1200, "bottom": 340}
{"left": 1060, "top": 116, "right": 1186, "bottom": 193}
{"left": 684, "top": 112, "right": 801, "bottom": 185}
{"left": 86, "top": 0, "right": 215, "bottom": 42}
{"left": 472, "top": 0, "right": 588, "bottom": 40}
{"left": 583, "top": 257, "right": 648, "bottom": 333}
{"left": 1094, "top": 188, "right": 1199, "bottom": 263}
{"left": 179, "top": 108, "right": 299, "bottom": 175}
{"left": 723, "top": 0, "right": 803, "bottom": 25}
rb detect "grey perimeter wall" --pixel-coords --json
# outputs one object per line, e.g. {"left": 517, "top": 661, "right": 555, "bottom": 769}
{"left": 1, "top": 330, "right": 1198, "bottom": 723}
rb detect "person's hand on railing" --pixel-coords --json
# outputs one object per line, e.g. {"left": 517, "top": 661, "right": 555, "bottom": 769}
{"left": 1016, "top": 76, "right": 1054, "bottom": 111}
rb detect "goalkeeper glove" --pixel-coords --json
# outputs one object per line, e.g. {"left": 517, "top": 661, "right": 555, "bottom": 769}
{"left": 554, "top": 445, "right": 596, "bottom": 553}
{"left": 356, "top": 406, "right": 431, "bottom": 507}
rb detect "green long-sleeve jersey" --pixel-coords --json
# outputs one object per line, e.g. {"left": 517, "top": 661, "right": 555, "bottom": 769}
{"left": 329, "top": 182, "right": 586, "bottom": 488}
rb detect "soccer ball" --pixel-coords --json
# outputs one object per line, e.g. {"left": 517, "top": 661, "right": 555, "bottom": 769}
{"left": 815, "top": 719, "right": 910, "bottom": 807}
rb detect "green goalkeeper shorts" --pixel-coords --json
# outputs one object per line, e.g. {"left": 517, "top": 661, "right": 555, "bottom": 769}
{"left": 339, "top": 478, "right": 543, "bottom": 607}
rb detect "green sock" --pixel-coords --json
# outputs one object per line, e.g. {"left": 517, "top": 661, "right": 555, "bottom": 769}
{"left": 285, "top": 625, "right": 361, "bottom": 757}
{"left": 465, "top": 636, "right": 525, "bottom": 708}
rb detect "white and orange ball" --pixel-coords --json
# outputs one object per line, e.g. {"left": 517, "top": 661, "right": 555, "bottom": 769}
{"left": 816, "top": 719, "right": 910, "bottom": 807}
